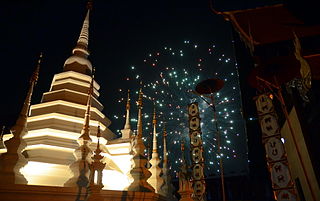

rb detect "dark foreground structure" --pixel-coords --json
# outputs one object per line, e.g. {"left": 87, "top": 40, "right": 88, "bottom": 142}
{"left": 218, "top": 2, "right": 320, "bottom": 201}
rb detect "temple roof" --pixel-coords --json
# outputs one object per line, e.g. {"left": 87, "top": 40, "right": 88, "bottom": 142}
{"left": 220, "top": 4, "right": 320, "bottom": 87}
{"left": 222, "top": 4, "right": 320, "bottom": 46}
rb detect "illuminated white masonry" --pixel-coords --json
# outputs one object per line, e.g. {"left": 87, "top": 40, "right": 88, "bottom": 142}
{"left": 0, "top": 5, "right": 135, "bottom": 190}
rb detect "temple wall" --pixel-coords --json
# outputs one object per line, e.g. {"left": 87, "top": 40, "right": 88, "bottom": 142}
{"left": 0, "top": 184, "right": 166, "bottom": 201}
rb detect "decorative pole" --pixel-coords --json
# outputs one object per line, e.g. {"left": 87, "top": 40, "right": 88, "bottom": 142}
{"left": 0, "top": 53, "right": 41, "bottom": 184}
{"left": 147, "top": 107, "right": 164, "bottom": 193}
{"left": 121, "top": 90, "right": 133, "bottom": 139}
{"left": 127, "top": 88, "right": 154, "bottom": 192}
{"left": 187, "top": 102, "right": 206, "bottom": 201}
{"left": 193, "top": 78, "right": 225, "bottom": 201}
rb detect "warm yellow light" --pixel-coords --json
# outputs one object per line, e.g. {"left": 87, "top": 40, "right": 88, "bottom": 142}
{"left": 21, "top": 161, "right": 70, "bottom": 186}
{"left": 106, "top": 143, "right": 131, "bottom": 155}
{"left": 102, "top": 170, "right": 131, "bottom": 190}
{"left": 30, "top": 100, "right": 106, "bottom": 120}
{"left": 24, "top": 128, "right": 107, "bottom": 145}
{"left": 52, "top": 71, "right": 100, "bottom": 90}
{"left": 26, "top": 144, "right": 74, "bottom": 152}
{"left": 101, "top": 153, "right": 132, "bottom": 175}
{"left": 43, "top": 89, "right": 103, "bottom": 109}
{"left": 2, "top": 133, "right": 13, "bottom": 141}
{"left": 27, "top": 113, "right": 107, "bottom": 131}
{"left": 52, "top": 78, "right": 100, "bottom": 97}
{"left": 13, "top": 144, "right": 132, "bottom": 190}
{"left": 24, "top": 128, "right": 78, "bottom": 140}
{"left": 0, "top": 149, "right": 6, "bottom": 154}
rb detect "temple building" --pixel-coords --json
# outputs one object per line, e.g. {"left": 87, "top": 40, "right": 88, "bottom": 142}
{"left": 0, "top": 1, "right": 172, "bottom": 200}
{"left": 1, "top": 2, "right": 134, "bottom": 190}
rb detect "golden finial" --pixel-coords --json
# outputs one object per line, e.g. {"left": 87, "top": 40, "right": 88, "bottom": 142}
{"left": 31, "top": 52, "right": 42, "bottom": 84}
{"left": 137, "top": 88, "right": 143, "bottom": 108}
{"left": 152, "top": 105, "right": 157, "bottom": 126}
{"left": 38, "top": 52, "right": 43, "bottom": 64}
{"left": 126, "top": 89, "right": 130, "bottom": 111}
{"left": 87, "top": 0, "right": 93, "bottom": 10}
{"left": 163, "top": 123, "right": 167, "bottom": 137}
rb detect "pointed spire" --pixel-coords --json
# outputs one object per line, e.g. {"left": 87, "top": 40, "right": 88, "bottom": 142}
{"left": 136, "top": 87, "right": 143, "bottom": 137}
{"left": 0, "top": 53, "right": 42, "bottom": 184}
{"left": 180, "top": 139, "right": 187, "bottom": 171}
{"left": 64, "top": 0, "right": 93, "bottom": 74}
{"left": 16, "top": 53, "right": 41, "bottom": 131}
{"left": 152, "top": 106, "right": 157, "bottom": 153}
{"left": 162, "top": 123, "right": 168, "bottom": 168}
{"left": 148, "top": 105, "right": 164, "bottom": 193}
{"left": 124, "top": 90, "right": 131, "bottom": 130}
{"left": 127, "top": 86, "right": 154, "bottom": 192}
{"left": 79, "top": 75, "right": 94, "bottom": 142}
{"left": 72, "top": 1, "right": 93, "bottom": 57}
{"left": 121, "top": 89, "right": 133, "bottom": 139}
{"left": 160, "top": 123, "right": 177, "bottom": 200}
{"left": 180, "top": 139, "right": 188, "bottom": 171}
{"left": 13, "top": 52, "right": 41, "bottom": 136}
{"left": 178, "top": 138, "right": 193, "bottom": 201}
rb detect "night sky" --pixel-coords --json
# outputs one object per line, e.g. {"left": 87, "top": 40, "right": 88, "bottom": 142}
{"left": 0, "top": 0, "right": 280, "bottom": 176}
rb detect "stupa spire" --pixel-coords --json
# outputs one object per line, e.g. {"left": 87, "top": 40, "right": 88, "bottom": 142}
{"left": 136, "top": 87, "right": 143, "bottom": 137}
{"left": 160, "top": 123, "right": 176, "bottom": 199}
{"left": 127, "top": 87, "right": 154, "bottom": 192}
{"left": 124, "top": 90, "right": 131, "bottom": 130}
{"left": 79, "top": 75, "right": 94, "bottom": 141}
{"left": 152, "top": 107, "right": 157, "bottom": 153}
{"left": 72, "top": 1, "right": 92, "bottom": 57}
{"left": 147, "top": 106, "right": 164, "bottom": 193}
{"left": 64, "top": 0, "right": 93, "bottom": 74}
{"left": 162, "top": 124, "right": 168, "bottom": 167}
{"left": 121, "top": 90, "right": 133, "bottom": 139}
{"left": 19, "top": 53, "right": 41, "bottom": 120}
{"left": 0, "top": 53, "right": 41, "bottom": 184}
